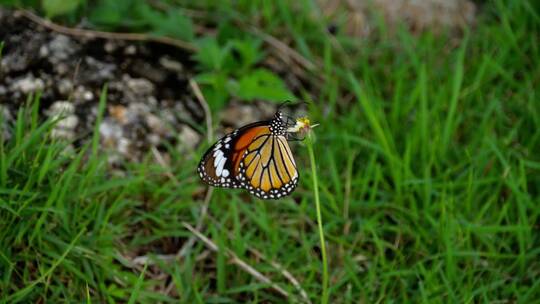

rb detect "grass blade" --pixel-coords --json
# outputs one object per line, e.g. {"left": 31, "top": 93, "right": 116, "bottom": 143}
{"left": 92, "top": 84, "right": 108, "bottom": 157}
{"left": 127, "top": 263, "right": 148, "bottom": 304}
{"left": 7, "top": 228, "right": 85, "bottom": 302}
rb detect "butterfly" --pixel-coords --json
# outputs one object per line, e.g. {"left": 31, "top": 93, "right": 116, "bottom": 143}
{"left": 197, "top": 110, "right": 299, "bottom": 199}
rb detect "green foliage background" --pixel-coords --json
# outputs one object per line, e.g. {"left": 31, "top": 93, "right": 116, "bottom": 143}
{"left": 0, "top": 0, "right": 539, "bottom": 303}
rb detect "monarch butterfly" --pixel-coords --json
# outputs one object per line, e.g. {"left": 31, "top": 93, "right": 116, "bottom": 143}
{"left": 197, "top": 110, "right": 300, "bottom": 199}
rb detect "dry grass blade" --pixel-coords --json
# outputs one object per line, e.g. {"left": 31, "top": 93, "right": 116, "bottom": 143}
{"left": 176, "top": 187, "right": 212, "bottom": 257}
{"left": 178, "top": 79, "right": 214, "bottom": 256}
{"left": 207, "top": 215, "right": 312, "bottom": 303}
{"left": 147, "top": 146, "right": 213, "bottom": 259}
{"left": 135, "top": 80, "right": 215, "bottom": 292}
{"left": 182, "top": 222, "right": 292, "bottom": 300}
{"left": 151, "top": 147, "right": 179, "bottom": 183}
{"left": 249, "top": 26, "right": 317, "bottom": 72}
{"left": 17, "top": 10, "right": 198, "bottom": 52}
{"left": 247, "top": 247, "right": 312, "bottom": 304}
{"left": 130, "top": 143, "right": 213, "bottom": 265}
{"left": 189, "top": 78, "right": 213, "bottom": 143}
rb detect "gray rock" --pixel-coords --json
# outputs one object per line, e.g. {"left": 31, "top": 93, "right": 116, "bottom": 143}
{"left": 84, "top": 57, "right": 116, "bottom": 82}
{"left": 57, "top": 79, "right": 74, "bottom": 96}
{"left": 50, "top": 128, "right": 74, "bottom": 140}
{"left": 39, "top": 44, "right": 50, "bottom": 58}
{"left": 125, "top": 75, "right": 155, "bottom": 96}
{"left": 117, "top": 137, "right": 132, "bottom": 156}
{"left": 54, "top": 63, "right": 70, "bottom": 76}
{"left": 104, "top": 41, "right": 118, "bottom": 53}
{"left": 10, "top": 73, "right": 45, "bottom": 94}
{"left": 99, "top": 118, "right": 123, "bottom": 143}
{"left": 39, "top": 34, "right": 80, "bottom": 76}
{"left": 57, "top": 115, "right": 79, "bottom": 130}
{"left": 147, "top": 133, "right": 161, "bottom": 146}
{"left": 177, "top": 124, "right": 201, "bottom": 152}
{"left": 2, "top": 34, "right": 45, "bottom": 73}
{"left": 221, "top": 102, "right": 259, "bottom": 128}
{"left": 0, "top": 105, "right": 12, "bottom": 141}
{"left": 125, "top": 102, "right": 150, "bottom": 124}
{"left": 46, "top": 101, "right": 78, "bottom": 140}
{"left": 172, "top": 100, "right": 193, "bottom": 123}
{"left": 146, "top": 113, "right": 169, "bottom": 136}
{"left": 72, "top": 86, "right": 95, "bottom": 104}
{"left": 159, "top": 56, "right": 184, "bottom": 73}
{"left": 47, "top": 35, "right": 78, "bottom": 63}
{"left": 131, "top": 60, "right": 167, "bottom": 83}
{"left": 160, "top": 106, "right": 178, "bottom": 127}
{"left": 46, "top": 101, "right": 75, "bottom": 116}
{"left": 124, "top": 45, "right": 137, "bottom": 55}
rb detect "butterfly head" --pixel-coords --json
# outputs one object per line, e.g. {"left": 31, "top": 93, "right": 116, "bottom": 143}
{"left": 269, "top": 111, "right": 288, "bottom": 136}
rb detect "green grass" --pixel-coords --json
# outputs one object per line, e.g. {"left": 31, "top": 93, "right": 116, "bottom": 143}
{"left": 306, "top": 130, "right": 328, "bottom": 304}
{"left": 1, "top": 0, "right": 540, "bottom": 302}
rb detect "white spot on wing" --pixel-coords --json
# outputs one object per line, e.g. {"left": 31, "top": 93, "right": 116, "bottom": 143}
{"left": 213, "top": 150, "right": 224, "bottom": 167}
{"left": 216, "top": 155, "right": 226, "bottom": 176}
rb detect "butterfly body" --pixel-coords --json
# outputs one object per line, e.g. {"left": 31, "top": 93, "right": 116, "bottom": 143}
{"left": 198, "top": 111, "right": 298, "bottom": 199}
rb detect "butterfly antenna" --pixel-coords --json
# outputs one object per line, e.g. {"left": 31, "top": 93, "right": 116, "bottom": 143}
{"left": 278, "top": 100, "right": 292, "bottom": 111}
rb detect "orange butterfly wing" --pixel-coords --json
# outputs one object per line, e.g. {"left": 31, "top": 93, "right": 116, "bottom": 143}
{"left": 238, "top": 135, "right": 298, "bottom": 199}
{"left": 197, "top": 122, "right": 269, "bottom": 189}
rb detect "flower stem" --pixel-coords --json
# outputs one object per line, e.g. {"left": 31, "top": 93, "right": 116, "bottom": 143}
{"left": 305, "top": 132, "right": 329, "bottom": 304}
